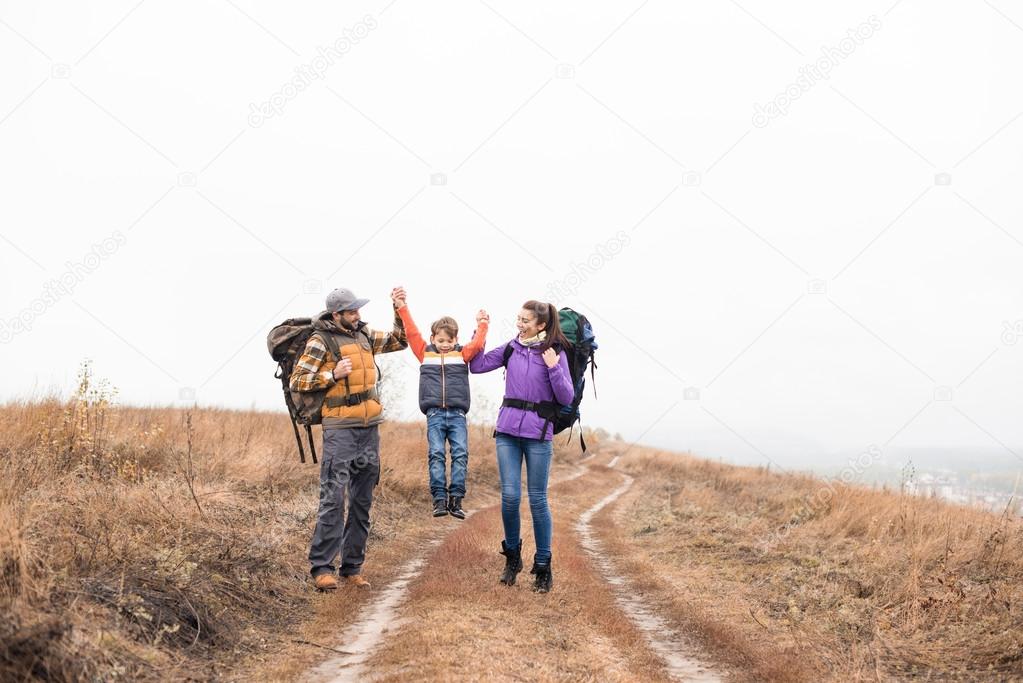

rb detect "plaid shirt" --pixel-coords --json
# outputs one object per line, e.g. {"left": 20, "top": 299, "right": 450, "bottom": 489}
{"left": 289, "top": 310, "right": 407, "bottom": 393}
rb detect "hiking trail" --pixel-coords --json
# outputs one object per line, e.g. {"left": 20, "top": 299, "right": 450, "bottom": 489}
{"left": 304, "top": 452, "right": 724, "bottom": 681}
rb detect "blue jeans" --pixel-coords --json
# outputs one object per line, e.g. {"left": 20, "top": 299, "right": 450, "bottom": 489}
{"left": 495, "top": 433, "right": 553, "bottom": 564}
{"left": 426, "top": 408, "right": 468, "bottom": 501}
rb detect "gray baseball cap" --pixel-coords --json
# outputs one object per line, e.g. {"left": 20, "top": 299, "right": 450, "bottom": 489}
{"left": 326, "top": 287, "right": 369, "bottom": 313}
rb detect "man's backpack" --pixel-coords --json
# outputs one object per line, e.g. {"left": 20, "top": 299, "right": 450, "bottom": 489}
{"left": 502, "top": 307, "right": 597, "bottom": 450}
{"left": 267, "top": 318, "right": 342, "bottom": 463}
{"left": 268, "top": 317, "right": 384, "bottom": 463}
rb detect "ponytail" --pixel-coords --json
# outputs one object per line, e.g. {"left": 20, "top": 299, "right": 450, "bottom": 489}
{"left": 522, "top": 300, "right": 570, "bottom": 353}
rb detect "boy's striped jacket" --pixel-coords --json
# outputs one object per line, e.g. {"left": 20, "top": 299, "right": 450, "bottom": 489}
{"left": 397, "top": 305, "right": 487, "bottom": 414}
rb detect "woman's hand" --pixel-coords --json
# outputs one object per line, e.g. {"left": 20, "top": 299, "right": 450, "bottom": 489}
{"left": 542, "top": 348, "right": 558, "bottom": 368}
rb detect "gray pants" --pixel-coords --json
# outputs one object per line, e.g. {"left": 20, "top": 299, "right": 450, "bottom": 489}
{"left": 309, "top": 426, "right": 381, "bottom": 577}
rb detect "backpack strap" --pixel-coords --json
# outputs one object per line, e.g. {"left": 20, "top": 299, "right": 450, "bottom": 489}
{"left": 315, "top": 331, "right": 343, "bottom": 362}
{"left": 590, "top": 352, "right": 597, "bottom": 400}
{"left": 564, "top": 422, "right": 587, "bottom": 453}
{"left": 288, "top": 406, "right": 306, "bottom": 463}
{"left": 276, "top": 360, "right": 307, "bottom": 462}
{"left": 501, "top": 341, "right": 559, "bottom": 366}
{"left": 358, "top": 327, "right": 385, "bottom": 386}
{"left": 305, "top": 424, "right": 318, "bottom": 463}
{"left": 501, "top": 398, "right": 559, "bottom": 440}
{"left": 501, "top": 342, "right": 514, "bottom": 367}
{"left": 325, "top": 387, "right": 379, "bottom": 408}
{"left": 314, "top": 331, "right": 352, "bottom": 401}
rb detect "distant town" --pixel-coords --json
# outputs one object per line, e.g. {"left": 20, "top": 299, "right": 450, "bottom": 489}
{"left": 900, "top": 468, "right": 1021, "bottom": 515}
{"left": 858, "top": 451, "right": 1022, "bottom": 516}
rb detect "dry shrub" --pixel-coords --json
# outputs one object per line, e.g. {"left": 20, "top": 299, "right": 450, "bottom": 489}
{"left": 0, "top": 365, "right": 320, "bottom": 680}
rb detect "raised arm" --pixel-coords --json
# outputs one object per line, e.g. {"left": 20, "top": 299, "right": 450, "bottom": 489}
{"left": 368, "top": 288, "right": 409, "bottom": 355}
{"left": 369, "top": 306, "right": 408, "bottom": 355}
{"left": 396, "top": 304, "right": 426, "bottom": 362}
{"left": 470, "top": 340, "right": 511, "bottom": 374}
{"left": 461, "top": 309, "right": 490, "bottom": 361}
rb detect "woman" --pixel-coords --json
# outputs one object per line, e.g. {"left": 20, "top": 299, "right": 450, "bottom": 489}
{"left": 470, "top": 300, "right": 575, "bottom": 593}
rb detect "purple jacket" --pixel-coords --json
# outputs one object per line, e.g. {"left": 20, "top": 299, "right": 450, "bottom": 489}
{"left": 470, "top": 338, "right": 575, "bottom": 441}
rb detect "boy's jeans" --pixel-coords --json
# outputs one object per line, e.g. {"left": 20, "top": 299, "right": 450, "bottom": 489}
{"left": 426, "top": 407, "right": 468, "bottom": 502}
{"left": 495, "top": 433, "right": 553, "bottom": 564}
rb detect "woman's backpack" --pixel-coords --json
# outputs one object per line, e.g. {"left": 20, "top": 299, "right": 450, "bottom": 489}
{"left": 502, "top": 307, "right": 598, "bottom": 449}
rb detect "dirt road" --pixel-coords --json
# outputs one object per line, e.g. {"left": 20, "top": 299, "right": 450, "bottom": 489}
{"left": 302, "top": 446, "right": 723, "bottom": 682}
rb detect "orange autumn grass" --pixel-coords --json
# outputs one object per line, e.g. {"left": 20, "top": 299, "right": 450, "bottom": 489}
{"left": 4, "top": 365, "right": 1021, "bottom": 681}
{"left": 0, "top": 364, "right": 529, "bottom": 681}
{"left": 599, "top": 447, "right": 1023, "bottom": 681}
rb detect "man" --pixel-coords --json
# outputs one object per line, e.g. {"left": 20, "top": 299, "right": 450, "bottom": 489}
{"left": 290, "top": 286, "right": 407, "bottom": 590}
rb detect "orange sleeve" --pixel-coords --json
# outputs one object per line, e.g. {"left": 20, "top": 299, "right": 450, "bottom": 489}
{"left": 397, "top": 305, "right": 426, "bottom": 363}
{"left": 461, "top": 320, "right": 489, "bottom": 361}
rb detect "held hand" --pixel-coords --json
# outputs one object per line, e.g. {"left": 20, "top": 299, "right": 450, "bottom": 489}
{"left": 542, "top": 348, "right": 558, "bottom": 369}
{"left": 332, "top": 357, "right": 353, "bottom": 380}
{"left": 391, "top": 286, "right": 407, "bottom": 308}
{"left": 476, "top": 309, "right": 489, "bottom": 324}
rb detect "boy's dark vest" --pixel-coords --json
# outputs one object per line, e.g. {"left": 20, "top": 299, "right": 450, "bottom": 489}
{"left": 418, "top": 344, "right": 470, "bottom": 413}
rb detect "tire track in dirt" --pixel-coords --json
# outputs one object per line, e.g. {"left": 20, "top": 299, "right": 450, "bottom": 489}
{"left": 576, "top": 465, "right": 721, "bottom": 682}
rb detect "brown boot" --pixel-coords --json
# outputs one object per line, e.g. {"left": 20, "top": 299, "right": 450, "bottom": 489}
{"left": 314, "top": 573, "right": 338, "bottom": 591}
{"left": 344, "top": 574, "right": 371, "bottom": 589}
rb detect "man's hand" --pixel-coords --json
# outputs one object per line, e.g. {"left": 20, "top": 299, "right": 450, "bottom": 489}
{"left": 332, "top": 357, "right": 353, "bottom": 380}
{"left": 391, "top": 286, "right": 407, "bottom": 309}
{"left": 476, "top": 309, "right": 489, "bottom": 325}
{"left": 542, "top": 348, "right": 558, "bottom": 369}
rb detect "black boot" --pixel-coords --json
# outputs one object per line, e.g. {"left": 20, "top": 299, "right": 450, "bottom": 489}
{"left": 432, "top": 499, "right": 448, "bottom": 517}
{"left": 531, "top": 559, "right": 553, "bottom": 593}
{"left": 448, "top": 496, "right": 465, "bottom": 520}
{"left": 499, "top": 540, "right": 523, "bottom": 586}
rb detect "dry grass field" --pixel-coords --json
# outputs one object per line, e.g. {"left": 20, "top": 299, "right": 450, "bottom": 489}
{"left": 3, "top": 368, "right": 1021, "bottom": 681}
{"left": 0, "top": 366, "right": 511, "bottom": 681}
{"left": 602, "top": 448, "right": 1023, "bottom": 681}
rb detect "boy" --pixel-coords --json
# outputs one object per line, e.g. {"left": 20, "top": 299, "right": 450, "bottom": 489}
{"left": 394, "top": 290, "right": 488, "bottom": 519}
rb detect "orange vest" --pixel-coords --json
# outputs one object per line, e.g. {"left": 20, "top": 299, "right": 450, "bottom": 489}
{"left": 316, "top": 327, "right": 383, "bottom": 429}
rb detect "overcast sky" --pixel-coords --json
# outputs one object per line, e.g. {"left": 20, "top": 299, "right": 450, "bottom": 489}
{"left": 2, "top": 1, "right": 1021, "bottom": 472}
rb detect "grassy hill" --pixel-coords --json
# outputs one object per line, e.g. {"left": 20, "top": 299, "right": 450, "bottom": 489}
{"left": 0, "top": 371, "right": 510, "bottom": 680}
{"left": 2, "top": 374, "right": 1020, "bottom": 681}
{"left": 605, "top": 450, "right": 1023, "bottom": 680}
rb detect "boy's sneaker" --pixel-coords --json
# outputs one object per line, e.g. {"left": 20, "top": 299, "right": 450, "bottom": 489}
{"left": 432, "top": 499, "right": 448, "bottom": 517}
{"left": 448, "top": 496, "right": 465, "bottom": 519}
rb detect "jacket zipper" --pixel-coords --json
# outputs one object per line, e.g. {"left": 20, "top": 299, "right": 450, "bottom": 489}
{"left": 363, "top": 345, "right": 370, "bottom": 426}
{"left": 515, "top": 347, "right": 527, "bottom": 435}
{"left": 441, "top": 353, "right": 446, "bottom": 408}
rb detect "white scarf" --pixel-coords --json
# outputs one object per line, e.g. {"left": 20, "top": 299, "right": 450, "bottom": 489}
{"left": 518, "top": 330, "right": 547, "bottom": 346}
